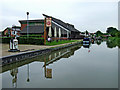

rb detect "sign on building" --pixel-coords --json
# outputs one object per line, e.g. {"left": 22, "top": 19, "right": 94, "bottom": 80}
{"left": 46, "top": 68, "right": 52, "bottom": 78}
{"left": 46, "top": 18, "right": 52, "bottom": 27}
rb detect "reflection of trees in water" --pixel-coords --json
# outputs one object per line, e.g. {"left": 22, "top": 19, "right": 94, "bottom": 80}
{"left": 106, "top": 38, "right": 120, "bottom": 48}
{"left": 94, "top": 38, "right": 120, "bottom": 48}
{"left": 96, "top": 40, "right": 102, "bottom": 45}
{"left": 94, "top": 39, "right": 104, "bottom": 46}
{"left": 106, "top": 40, "right": 116, "bottom": 48}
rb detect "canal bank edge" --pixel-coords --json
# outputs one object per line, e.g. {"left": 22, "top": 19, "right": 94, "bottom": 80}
{"left": 0, "top": 41, "right": 82, "bottom": 66}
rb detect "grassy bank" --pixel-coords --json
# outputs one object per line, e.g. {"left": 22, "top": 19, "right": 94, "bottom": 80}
{"left": 46, "top": 40, "right": 80, "bottom": 46}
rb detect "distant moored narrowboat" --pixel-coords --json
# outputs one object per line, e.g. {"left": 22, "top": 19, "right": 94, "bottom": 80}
{"left": 83, "top": 38, "right": 90, "bottom": 44}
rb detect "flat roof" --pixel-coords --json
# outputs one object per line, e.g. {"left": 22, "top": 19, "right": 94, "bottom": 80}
{"left": 19, "top": 19, "right": 44, "bottom": 24}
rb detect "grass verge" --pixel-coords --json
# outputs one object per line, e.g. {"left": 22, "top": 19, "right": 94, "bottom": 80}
{"left": 46, "top": 40, "right": 80, "bottom": 46}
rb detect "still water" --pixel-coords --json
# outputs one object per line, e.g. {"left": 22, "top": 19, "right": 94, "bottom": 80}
{"left": 1, "top": 41, "right": 118, "bottom": 88}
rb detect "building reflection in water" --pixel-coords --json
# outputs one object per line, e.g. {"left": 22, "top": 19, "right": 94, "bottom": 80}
{"left": 4, "top": 45, "right": 82, "bottom": 87}
{"left": 42, "top": 47, "right": 81, "bottom": 79}
{"left": 54, "top": 53, "right": 57, "bottom": 58}
{"left": 3, "top": 41, "right": 119, "bottom": 88}
{"left": 44, "top": 56, "right": 52, "bottom": 79}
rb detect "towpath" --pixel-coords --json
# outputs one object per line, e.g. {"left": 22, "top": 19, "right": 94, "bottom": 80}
{"left": 1, "top": 41, "right": 81, "bottom": 57}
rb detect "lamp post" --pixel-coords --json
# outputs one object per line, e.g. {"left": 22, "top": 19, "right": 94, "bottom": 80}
{"left": 26, "top": 12, "right": 29, "bottom": 38}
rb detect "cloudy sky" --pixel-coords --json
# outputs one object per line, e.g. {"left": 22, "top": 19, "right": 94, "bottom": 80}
{"left": 0, "top": 0, "right": 119, "bottom": 33}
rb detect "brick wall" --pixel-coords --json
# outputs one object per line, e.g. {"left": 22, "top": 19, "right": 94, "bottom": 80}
{"left": 21, "top": 24, "right": 27, "bottom": 30}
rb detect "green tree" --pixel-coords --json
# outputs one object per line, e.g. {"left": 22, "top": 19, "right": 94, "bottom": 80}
{"left": 85, "top": 30, "right": 89, "bottom": 35}
{"left": 96, "top": 30, "right": 103, "bottom": 37}
{"left": 115, "top": 31, "right": 120, "bottom": 37}
{"left": 106, "top": 27, "right": 118, "bottom": 37}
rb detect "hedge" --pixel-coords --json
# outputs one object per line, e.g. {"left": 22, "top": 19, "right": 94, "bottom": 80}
{"left": 18, "top": 37, "right": 44, "bottom": 45}
{"left": 21, "top": 34, "right": 43, "bottom": 38}
{"left": 0, "top": 37, "right": 11, "bottom": 44}
{"left": 0, "top": 37, "right": 44, "bottom": 45}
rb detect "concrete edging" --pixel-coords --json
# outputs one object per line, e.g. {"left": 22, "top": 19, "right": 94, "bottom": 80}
{"left": 0, "top": 41, "right": 82, "bottom": 66}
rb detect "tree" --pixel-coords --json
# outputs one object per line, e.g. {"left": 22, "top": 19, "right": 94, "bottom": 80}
{"left": 85, "top": 30, "right": 89, "bottom": 35}
{"left": 115, "top": 31, "right": 120, "bottom": 37}
{"left": 106, "top": 27, "right": 117, "bottom": 33}
{"left": 96, "top": 30, "right": 103, "bottom": 37}
{"left": 106, "top": 27, "right": 118, "bottom": 37}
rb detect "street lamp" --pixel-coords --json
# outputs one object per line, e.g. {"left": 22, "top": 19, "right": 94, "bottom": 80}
{"left": 26, "top": 12, "right": 29, "bottom": 38}
{"left": 26, "top": 12, "right": 30, "bottom": 81}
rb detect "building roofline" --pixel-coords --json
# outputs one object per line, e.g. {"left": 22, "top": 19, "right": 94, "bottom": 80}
{"left": 43, "top": 14, "right": 80, "bottom": 33}
{"left": 43, "top": 14, "right": 52, "bottom": 18}
{"left": 12, "top": 26, "right": 21, "bottom": 28}
{"left": 19, "top": 19, "right": 44, "bottom": 24}
{"left": 5, "top": 27, "right": 12, "bottom": 30}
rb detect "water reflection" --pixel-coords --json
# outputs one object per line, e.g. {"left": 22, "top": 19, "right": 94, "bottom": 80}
{"left": 83, "top": 39, "right": 104, "bottom": 48}
{"left": 96, "top": 40, "right": 103, "bottom": 46}
{"left": 106, "top": 38, "right": 120, "bottom": 48}
{"left": 27, "top": 64, "right": 30, "bottom": 82}
{"left": 83, "top": 44, "right": 91, "bottom": 48}
{"left": 86, "top": 39, "right": 120, "bottom": 49}
{"left": 44, "top": 56, "right": 52, "bottom": 79}
{"left": 2, "top": 40, "right": 119, "bottom": 88}
{"left": 10, "top": 68, "right": 18, "bottom": 88}
{"left": 2, "top": 44, "right": 82, "bottom": 87}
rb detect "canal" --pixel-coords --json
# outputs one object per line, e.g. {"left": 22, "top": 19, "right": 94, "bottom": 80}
{"left": 1, "top": 40, "right": 119, "bottom": 88}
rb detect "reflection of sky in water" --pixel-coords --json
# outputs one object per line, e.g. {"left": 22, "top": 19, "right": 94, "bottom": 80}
{"left": 2, "top": 42, "right": 118, "bottom": 88}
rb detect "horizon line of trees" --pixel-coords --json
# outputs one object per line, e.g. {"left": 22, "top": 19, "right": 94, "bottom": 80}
{"left": 81, "top": 27, "right": 120, "bottom": 38}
